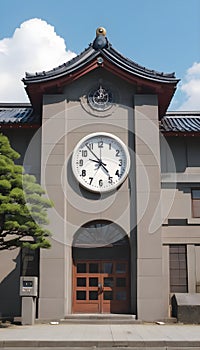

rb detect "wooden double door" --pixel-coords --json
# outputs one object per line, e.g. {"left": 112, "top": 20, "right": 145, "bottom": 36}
{"left": 73, "top": 260, "right": 130, "bottom": 313}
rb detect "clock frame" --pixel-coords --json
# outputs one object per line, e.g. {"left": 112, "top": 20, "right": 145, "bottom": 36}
{"left": 71, "top": 132, "right": 130, "bottom": 193}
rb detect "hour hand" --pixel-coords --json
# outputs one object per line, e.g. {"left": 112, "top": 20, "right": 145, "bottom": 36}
{"left": 89, "top": 158, "right": 107, "bottom": 167}
{"left": 89, "top": 158, "right": 100, "bottom": 164}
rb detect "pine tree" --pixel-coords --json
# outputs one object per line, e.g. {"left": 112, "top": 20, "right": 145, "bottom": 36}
{"left": 0, "top": 133, "right": 52, "bottom": 250}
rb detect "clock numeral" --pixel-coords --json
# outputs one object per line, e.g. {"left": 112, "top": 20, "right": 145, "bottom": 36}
{"left": 98, "top": 141, "right": 103, "bottom": 148}
{"left": 79, "top": 159, "right": 83, "bottom": 166}
{"left": 99, "top": 179, "right": 103, "bottom": 187}
{"left": 115, "top": 169, "right": 120, "bottom": 178}
{"left": 86, "top": 143, "right": 93, "bottom": 150}
{"left": 82, "top": 169, "right": 86, "bottom": 177}
{"left": 82, "top": 150, "right": 88, "bottom": 157}
{"left": 108, "top": 176, "right": 113, "bottom": 184}
{"left": 89, "top": 177, "right": 93, "bottom": 185}
{"left": 109, "top": 143, "right": 112, "bottom": 150}
{"left": 119, "top": 159, "right": 122, "bottom": 166}
{"left": 116, "top": 149, "right": 120, "bottom": 157}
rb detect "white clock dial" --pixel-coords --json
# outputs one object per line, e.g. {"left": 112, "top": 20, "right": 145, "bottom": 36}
{"left": 72, "top": 132, "right": 130, "bottom": 193}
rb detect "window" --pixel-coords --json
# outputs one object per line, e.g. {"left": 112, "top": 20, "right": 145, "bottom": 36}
{"left": 169, "top": 245, "right": 187, "bottom": 293}
{"left": 191, "top": 189, "right": 200, "bottom": 218}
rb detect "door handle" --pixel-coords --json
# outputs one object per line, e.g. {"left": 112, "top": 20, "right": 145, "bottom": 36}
{"left": 98, "top": 283, "right": 103, "bottom": 294}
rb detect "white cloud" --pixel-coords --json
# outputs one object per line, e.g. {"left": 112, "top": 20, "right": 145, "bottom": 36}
{"left": 178, "top": 62, "right": 200, "bottom": 110}
{"left": 0, "top": 18, "right": 76, "bottom": 102}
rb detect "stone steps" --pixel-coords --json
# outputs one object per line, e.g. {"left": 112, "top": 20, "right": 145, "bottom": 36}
{"left": 60, "top": 314, "right": 141, "bottom": 324}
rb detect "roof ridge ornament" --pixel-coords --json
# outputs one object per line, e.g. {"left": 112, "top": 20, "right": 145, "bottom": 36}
{"left": 93, "top": 27, "right": 108, "bottom": 50}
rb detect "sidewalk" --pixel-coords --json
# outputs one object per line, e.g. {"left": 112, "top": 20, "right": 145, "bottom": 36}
{"left": 1, "top": 323, "right": 200, "bottom": 349}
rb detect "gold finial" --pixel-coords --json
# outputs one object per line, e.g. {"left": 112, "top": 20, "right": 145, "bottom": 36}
{"left": 96, "top": 27, "right": 106, "bottom": 37}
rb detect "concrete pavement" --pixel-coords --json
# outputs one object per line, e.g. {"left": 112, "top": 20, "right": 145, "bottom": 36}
{"left": 1, "top": 323, "right": 200, "bottom": 349}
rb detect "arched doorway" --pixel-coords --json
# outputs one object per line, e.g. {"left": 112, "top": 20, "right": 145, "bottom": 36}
{"left": 72, "top": 220, "right": 130, "bottom": 314}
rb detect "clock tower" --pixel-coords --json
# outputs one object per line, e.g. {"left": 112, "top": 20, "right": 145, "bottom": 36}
{"left": 23, "top": 27, "right": 179, "bottom": 320}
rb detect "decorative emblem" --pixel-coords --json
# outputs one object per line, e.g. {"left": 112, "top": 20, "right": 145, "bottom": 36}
{"left": 88, "top": 85, "right": 113, "bottom": 111}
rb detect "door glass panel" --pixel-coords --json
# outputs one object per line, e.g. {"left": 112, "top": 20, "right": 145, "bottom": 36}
{"left": 77, "top": 278, "right": 86, "bottom": 287}
{"left": 77, "top": 263, "right": 86, "bottom": 273}
{"left": 104, "top": 277, "right": 114, "bottom": 287}
{"left": 116, "top": 263, "right": 126, "bottom": 274}
{"left": 103, "top": 262, "right": 113, "bottom": 273}
{"left": 76, "top": 291, "right": 86, "bottom": 300}
{"left": 116, "top": 291, "right": 126, "bottom": 300}
{"left": 104, "top": 291, "right": 113, "bottom": 300}
{"left": 89, "top": 291, "right": 98, "bottom": 300}
{"left": 89, "top": 277, "right": 98, "bottom": 287}
{"left": 89, "top": 263, "right": 99, "bottom": 273}
{"left": 116, "top": 278, "right": 126, "bottom": 287}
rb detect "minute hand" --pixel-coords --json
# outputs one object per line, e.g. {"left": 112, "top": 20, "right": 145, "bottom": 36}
{"left": 85, "top": 144, "right": 101, "bottom": 162}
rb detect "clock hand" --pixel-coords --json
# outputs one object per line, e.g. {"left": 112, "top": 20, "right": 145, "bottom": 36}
{"left": 89, "top": 158, "right": 107, "bottom": 166}
{"left": 86, "top": 144, "right": 101, "bottom": 162}
{"left": 85, "top": 144, "right": 110, "bottom": 175}
{"left": 100, "top": 163, "right": 109, "bottom": 174}
{"left": 98, "top": 146, "right": 110, "bottom": 174}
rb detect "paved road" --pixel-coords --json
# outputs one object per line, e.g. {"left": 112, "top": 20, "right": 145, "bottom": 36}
{"left": 1, "top": 323, "right": 200, "bottom": 349}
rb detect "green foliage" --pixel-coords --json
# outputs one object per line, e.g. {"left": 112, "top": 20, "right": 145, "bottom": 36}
{"left": 0, "top": 133, "right": 52, "bottom": 250}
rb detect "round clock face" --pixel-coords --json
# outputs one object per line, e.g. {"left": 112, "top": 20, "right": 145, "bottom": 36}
{"left": 88, "top": 85, "right": 113, "bottom": 111}
{"left": 72, "top": 132, "right": 130, "bottom": 193}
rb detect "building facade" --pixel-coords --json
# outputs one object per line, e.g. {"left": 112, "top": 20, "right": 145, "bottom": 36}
{"left": 0, "top": 28, "right": 200, "bottom": 322}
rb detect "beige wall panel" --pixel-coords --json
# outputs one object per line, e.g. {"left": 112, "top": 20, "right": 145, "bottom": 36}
{"left": 163, "top": 190, "right": 191, "bottom": 219}
{"left": 43, "top": 95, "right": 66, "bottom": 119}
{"left": 162, "top": 245, "right": 170, "bottom": 317}
{"left": 162, "top": 226, "right": 200, "bottom": 244}
{"left": 39, "top": 258, "right": 65, "bottom": 298}
{"left": 136, "top": 165, "right": 161, "bottom": 192}
{"left": 46, "top": 154, "right": 65, "bottom": 166}
{"left": 138, "top": 276, "right": 163, "bottom": 299}
{"left": 187, "top": 245, "right": 196, "bottom": 293}
{"left": 38, "top": 298, "right": 67, "bottom": 320}
{"left": 40, "top": 239, "right": 65, "bottom": 260}
{"left": 138, "top": 258, "right": 162, "bottom": 276}
{"left": 42, "top": 143, "right": 65, "bottom": 156}
{"left": 45, "top": 185, "right": 65, "bottom": 218}
{"left": 137, "top": 229, "right": 163, "bottom": 259}
{"left": 42, "top": 119, "right": 66, "bottom": 144}
{"left": 43, "top": 165, "right": 64, "bottom": 186}
{"left": 137, "top": 154, "right": 159, "bottom": 166}
{"left": 134, "top": 95, "right": 159, "bottom": 120}
{"left": 137, "top": 298, "right": 165, "bottom": 321}
{"left": 136, "top": 144, "right": 153, "bottom": 155}
{"left": 135, "top": 94, "right": 165, "bottom": 321}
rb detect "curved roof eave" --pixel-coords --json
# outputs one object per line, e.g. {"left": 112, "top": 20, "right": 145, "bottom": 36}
{"left": 22, "top": 42, "right": 179, "bottom": 86}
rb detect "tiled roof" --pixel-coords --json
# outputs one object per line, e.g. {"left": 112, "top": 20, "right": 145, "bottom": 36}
{"left": 23, "top": 41, "right": 178, "bottom": 85}
{"left": 160, "top": 112, "right": 200, "bottom": 133}
{"left": 0, "top": 104, "right": 37, "bottom": 124}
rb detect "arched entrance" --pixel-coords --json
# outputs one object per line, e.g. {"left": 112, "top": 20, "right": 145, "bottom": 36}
{"left": 72, "top": 220, "right": 130, "bottom": 314}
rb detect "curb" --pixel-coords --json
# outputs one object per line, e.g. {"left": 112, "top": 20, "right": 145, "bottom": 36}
{"left": 1, "top": 340, "right": 200, "bottom": 348}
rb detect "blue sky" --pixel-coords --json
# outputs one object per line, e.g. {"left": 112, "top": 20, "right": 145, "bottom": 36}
{"left": 0, "top": 0, "right": 199, "bottom": 110}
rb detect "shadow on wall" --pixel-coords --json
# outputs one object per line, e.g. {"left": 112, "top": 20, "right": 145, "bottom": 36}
{"left": 0, "top": 252, "right": 21, "bottom": 319}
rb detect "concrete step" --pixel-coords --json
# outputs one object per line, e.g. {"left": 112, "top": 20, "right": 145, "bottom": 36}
{"left": 60, "top": 313, "right": 141, "bottom": 324}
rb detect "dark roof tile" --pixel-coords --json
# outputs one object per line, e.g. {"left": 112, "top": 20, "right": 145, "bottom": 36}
{"left": 0, "top": 104, "right": 37, "bottom": 124}
{"left": 161, "top": 112, "right": 200, "bottom": 133}
{"left": 23, "top": 40, "right": 178, "bottom": 85}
